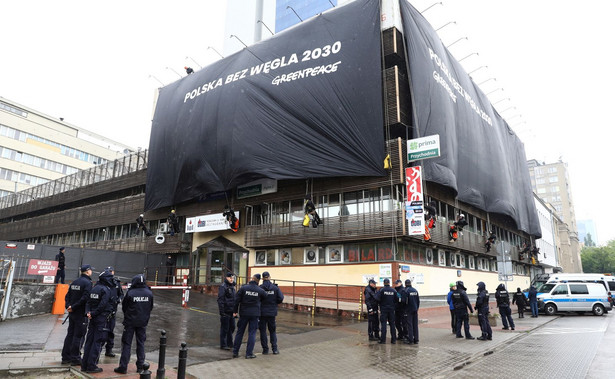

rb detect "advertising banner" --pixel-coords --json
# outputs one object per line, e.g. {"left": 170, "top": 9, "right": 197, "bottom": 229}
{"left": 400, "top": 1, "right": 541, "bottom": 237}
{"left": 145, "top": 0, "right": 383, "bottom": 211}
{"left": 405, "top": 166, "right": 424, "bottom": 236}
{"left": 27, "top": 259, "right": 58, "bottom": 276}
{"left": 407, "top": 135, "right": 440, "bottom": 162}
{"left": 185, "top": 211, "right": 239, "bottom": 233}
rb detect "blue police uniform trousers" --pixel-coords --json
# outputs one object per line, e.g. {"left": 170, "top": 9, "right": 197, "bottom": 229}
{"left": 104, "top": 316, "right": 116, "bottom": 353}
{"left": 455, "top": 310, "right": 471, "bottom": 337}
{"left": 55, "top": 269, "right": 65, "bottom": 284}
{"left": 367, "top": 311, "right": 380, "bottom": 337}
{"left": 405, "top": 311, "right": 419, "bottom": 343}
{"left": 499, "top": 306, "right": 515, "bottom": 329}
{"left": 259, "top": 316, "right": 277, "bottom": 351}
{"left": 81, "top": 317, "right": 108, "bottom": 371}
{"left": 118, "top": 325, "right": 147, "bottom": 370}
{"left": 219, "top": 314, "right": 236, "bottom": 348}
{"left": 61, "top": 313, "right": 88, "bottom": 362}
{"left": 379, "top": 310, "right": 396, "bottom": 343}
{"left": 233, "top": 316, "right": 259, "bottom": 356}
{"left": 478, "top": 312, "right": 492, "bottom": 337}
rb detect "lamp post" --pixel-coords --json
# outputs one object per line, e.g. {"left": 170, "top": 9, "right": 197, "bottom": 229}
{"left": 165, "top": 67, "right": 182, "bottom": 79}
{"left": 207, "top": 46, "right": 224, "bottom": 59}
{"left": 446, "top": 37, "right": 467, "bottom": 48}
{"left": 458, "top": 52, "right": 478, "bottom": 62}
{"left": 468, "top": 65, "right": 488, "bottom": 75}
{"left": 478, "top": 77, "right": 496, "bottom": 86}
{"left": 421, "top": 2, "right": 442, "bottom": 14}
{"left": 185, "top": 57, "right": 202, "bottom": 69}
{"left": 435, "top": 21, "right": 456, "bottom": 31}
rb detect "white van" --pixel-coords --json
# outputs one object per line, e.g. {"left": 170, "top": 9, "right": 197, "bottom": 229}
{"left": 537, "top": 282, "right": 612, "bottom": 316}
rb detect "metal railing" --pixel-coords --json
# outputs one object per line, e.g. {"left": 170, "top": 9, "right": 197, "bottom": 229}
{"left": 0, "top": 149, "right": 148, "bottom": 209}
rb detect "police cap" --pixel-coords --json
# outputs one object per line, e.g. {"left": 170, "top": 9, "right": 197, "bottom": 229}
{"left": 80, "top": 264, "right": 92, "bottom": 272}
{"left": 383, "top": 278, "right": 390, "bottom": 284}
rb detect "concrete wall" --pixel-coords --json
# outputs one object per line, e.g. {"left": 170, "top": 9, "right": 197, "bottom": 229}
{"left": 5, "top": 283, "right": 55, "bottom": 319}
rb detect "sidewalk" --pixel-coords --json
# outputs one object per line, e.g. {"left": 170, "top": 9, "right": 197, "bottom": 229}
{"left": 0, "top": 303, "right": 554, "bottom": 378}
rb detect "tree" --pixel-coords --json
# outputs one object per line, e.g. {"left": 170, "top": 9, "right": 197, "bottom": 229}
{"left": 581, "top": 240, "right": 615, "bottom": 273}
{"left": 584, "top": 233, "right": 596, "bottom": 247}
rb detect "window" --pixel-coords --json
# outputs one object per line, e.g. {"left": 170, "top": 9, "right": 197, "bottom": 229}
{"left": 345, "top": 244, "right": 359, "bottom": 263}
{"left": 438, "top": 250, "right": 446, "bottom": 266}
{"left": 326, "top": 245, "right": 343, "bottom": 263}
{"left": 547, "top": 167, "right": 557, "bottom": 173}
{"left": 552, "top": 285, "right": 569, "bottom": 295}
{"left": 551, "top": 186, "right": 559, "bottom": 192}
{"left": 255, "top": 250, "right": 267, "bottom": 266}
{"left": 608, "top": 282, "right": 615, "bottom": 291}
{"left": 569, "top": 284, "right": 589, "bottom": 295}
{"left": 278, "top": 248, "right": 291, "bottom": 265}
{"left": 549, "top": 176, "right": 558, "bottom": 183}
{"left": 537, "top": 188, "right": 547, "bottom": 194}
{"left": 536, "top": 178, "right": 546, "bottom": 184}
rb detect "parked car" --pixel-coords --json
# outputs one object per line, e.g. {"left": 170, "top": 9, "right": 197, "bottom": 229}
{"left": 537, "top": 282, "right": 612, "bottom": 316}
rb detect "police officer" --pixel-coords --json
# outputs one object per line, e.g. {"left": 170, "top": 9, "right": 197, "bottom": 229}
{"left": 495, "top": 283, "right": 515, "bottom": 330}
{"left": 114, "top": 274, "right": 154, "bottom": 374}
{"left": 81, "top": 269, "right": 115, "bottom": 373}
{"left": 476, "top": 282, "right": 492, "bottom": 340}
{"left": 259, "top": 271, "right": 284, "bottom": 354}
{"left": 217, "top": 272, "right": 236, "bottom": 350}
{"left": 364, "top": 279, "right": 380, "bottom": 341}
{"left": 55, "top": 247, "right": 66, "bottom": 284}
{"left": 404, "top": 279, "right": 420, "bottom": 344}
{"left": 232, "top": 273, "right": 266, "bottom": 359}
{"left": 375, "top": 278, "right": 396, "bottom": 344}
{"left": 61, "top": 264, "right": 93, "bottom": 365}
{"left": 103, "top": 267, "right": 124, "bottom": 357}
{"left": 452, "top": 281, "right": 474, "bottom": 339}
{"left": 393, "top": 280, "right": 406, "bottom": 341}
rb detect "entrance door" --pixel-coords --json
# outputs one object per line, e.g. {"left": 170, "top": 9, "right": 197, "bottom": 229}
{"left": 211, "top": 250, "right": 225, "bottom": 284}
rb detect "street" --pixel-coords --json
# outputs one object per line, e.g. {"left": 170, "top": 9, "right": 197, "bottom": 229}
{"left": 1, "top": 290, "right": 614, "bottom": 378}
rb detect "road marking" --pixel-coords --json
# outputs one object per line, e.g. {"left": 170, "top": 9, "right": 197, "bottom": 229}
{"left": 187, "top": 307, "right": 218, "bottom": 316}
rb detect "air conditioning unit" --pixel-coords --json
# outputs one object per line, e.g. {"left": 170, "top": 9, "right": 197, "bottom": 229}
{"left": 158, "top": 223, "right": 169, "bottom": 234}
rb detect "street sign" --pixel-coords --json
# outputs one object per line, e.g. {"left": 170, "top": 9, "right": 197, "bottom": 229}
{"left": 407, "top": 135, "right": 440, "bottom": 162}
{"left": 27, "top": 259, "right": 58, "bottom": 276}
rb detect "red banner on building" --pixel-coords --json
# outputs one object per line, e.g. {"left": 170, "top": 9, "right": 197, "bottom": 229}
{"left": 27, "top": 259, "right": 58, "bottom": 276}
{"left": 405, "top": 167, "right": 424, "bottom": 235}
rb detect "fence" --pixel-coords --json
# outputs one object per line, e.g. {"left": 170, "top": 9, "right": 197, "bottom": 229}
{"left": 0, "top": 149, "right": 148, "bottom": 209}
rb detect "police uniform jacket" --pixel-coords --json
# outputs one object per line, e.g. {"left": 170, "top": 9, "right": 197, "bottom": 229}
{"left": 122, "top": 274, "right": 154, "bottom": 328}
{"left": 217, "top": 279, "right": 236, "bottom": 316}
{"left": 452, "top": 287, "right": 473, "bottom": 313}
{"left": 65, "top": 273, "right": 92, "bottom": 315}
{"left": 110, "top": 277, "right": 124, "bottom": 311}
{"left": 495, "top": 284, "right": 510, "bottom": 307}
{"left": 234, "top": 280, "right": 266, "bottom": 317}
{"left": 404, "top": 285, "right": 420, "bottom": 312}
{"left": 55, "top": 252, "right": 65, "bottom": 270}
{"left": 394, "top": 285, "right": 405, "bottom": 312}
{"left": 475, "top": 282, "right": 490, "bottom": 314}
{"left": 260, "top": 280, "right": 284, "bottom": 317}
{"left": 85, "top": 271, "right": 115, "bottom": 321}
{"left": 375, "top": 284, "right": 396, "bottom": 312}
{"left": 364, "top": 285, "right": 378, "bottom": 312}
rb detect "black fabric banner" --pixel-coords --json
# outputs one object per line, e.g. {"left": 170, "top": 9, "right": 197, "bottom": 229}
{"left": 400, "top": 1, "right": 541, "bottom": 238}
{"left": 145, "top": 0, "right": 384, "bottom": 211}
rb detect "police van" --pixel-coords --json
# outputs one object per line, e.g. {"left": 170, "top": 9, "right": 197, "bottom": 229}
{"left": 537, "top": 282, "right": 612, "bottom": 316}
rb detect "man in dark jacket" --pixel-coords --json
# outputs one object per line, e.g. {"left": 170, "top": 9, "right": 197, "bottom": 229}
{"left": 61, "top": 264, "right": 93, "bottom": 365}
{"left": 495, "top": 283, "right": 515, "bottom": 330}
{"left": 55, "top": 247, "right": 66, "bottom": 284}
{"left": 394, "top": 280, "right": 406, "bottom": 340}
{"left": 528, "top": 285, "right": 539, "bottom": 317}
{"left": 364, "top": 279, "right": 380, "bottom": 341}
{"left": 375, "top": 278, "right": 396, "bottom": 344}
{"left": 135, "top": 214, "right": 152, "bottom": 236}
{"left": 403, "top": 279, "right": 420, "bottom": 344}
{"left": 259, "top": 272, "right": 284, "bottom": 354}
{"left": 476, "top": 282, "right": 492, "bottom": 341}
{"left": 217, "top": 272, "right": 236, "bottom": 350}
{"left": 168, "top": 209, "right": 180, "bottom": 236}
{"left": 512, "top": 287, "right": 527, "bottom": 318}
{"left": 114, "top": 274, "right": 154, "bottom": 375}
{"left": 103, "top": 267, "right": 124, "bottom": 358}
{"left": 452, "top": 281, "right": 474, "bottom": 339}
{"left": 81, "top": 270, "right": 115, "bottom": 373}
{"left": 232, "top": 273, "right": 266, "bottom": 359}
{"left": 447, "top": 282, "right": 457, "bottom": 334}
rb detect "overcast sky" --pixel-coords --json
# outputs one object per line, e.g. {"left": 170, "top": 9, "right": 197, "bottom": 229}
{"left": 1, "top": 0, "right": 613, "bottom": 244}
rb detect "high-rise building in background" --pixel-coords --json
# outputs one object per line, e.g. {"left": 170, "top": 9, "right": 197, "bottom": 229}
{"left": 0, "top": 97, "right": 134, "bottom": 198}
{"left": 577, "top": 219, "right": 598, "bottom": 247}
{"left": 527, "top": 159, "right": 582, "bottom": 271}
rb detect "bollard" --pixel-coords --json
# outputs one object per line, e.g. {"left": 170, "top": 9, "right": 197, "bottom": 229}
{"left": 177, "top": 342, "right": 188, "bottom": 379}
{"left": 140, "top": 362, "right": 151, "bottom": 379}
{"left": 312, "top": 284, "right": 316, "bottom": 317}
{"left": 156, "top": 330, "right": 166, "bottom": 379}
{"left": 358, "top": 290, "right": 363, "bottom": 321}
